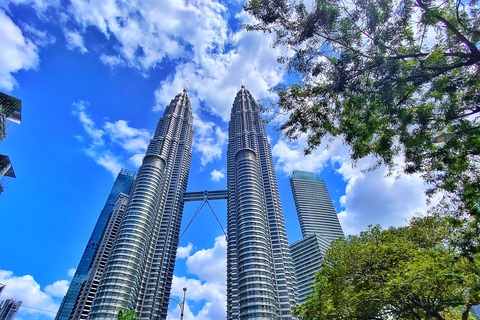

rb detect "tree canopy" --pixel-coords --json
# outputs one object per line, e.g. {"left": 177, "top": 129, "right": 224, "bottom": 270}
{"left": 244, "top": 0, "right": 480, "bottom": 217}
{"left": 294, "top": 216, "right": 480, "bottom": 320}
{"left": 117, "top": 309, "right": 138, "bottom": 320}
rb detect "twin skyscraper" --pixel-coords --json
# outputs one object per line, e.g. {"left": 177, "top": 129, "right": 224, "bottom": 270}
{"left": 56, "top": 86, "right": 342, "bottom": 319}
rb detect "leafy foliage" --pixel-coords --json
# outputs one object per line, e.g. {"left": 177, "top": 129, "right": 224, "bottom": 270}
{"left": 117, "top": 308, "right": 138, "bottom": 320}
{"left": 244, "top": 0, "right": 480, "bottom": 216}
{"left": 294, "top": 216, "right": 480, "bottom": 320}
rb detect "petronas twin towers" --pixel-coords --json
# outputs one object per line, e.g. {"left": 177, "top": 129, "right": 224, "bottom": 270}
{"left": 62, "top": 86, "right": 298, "bottom": 319}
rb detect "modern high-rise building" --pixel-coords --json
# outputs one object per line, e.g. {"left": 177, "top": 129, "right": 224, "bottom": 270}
{"left": 62, "top": 87, "right": 298, "bottom": 319}
{"left": 89, "top": 89, "right": 194, "bottom": 319}
{"left": 0, "top": 299, "right": 22, "bottom": 320}
{"left": 289, "top": 170, "right": 344, "bottom": 303}
{"left": 70, "top": 193, "right": 130, "bottom": 319}
{"left": 290, "top": 234, "right": 330, "bottom": 304}
{"left": 226, "top": 85, "right": 298, "bottom": 319}
{"left": 55, "top": 170, "right": 135, "bottom": 320}
{"left": 290, "top": 171, "right": 344, "bottom": 242}
{"left": 0, "top": 92, "right": 22, "bottom": 195}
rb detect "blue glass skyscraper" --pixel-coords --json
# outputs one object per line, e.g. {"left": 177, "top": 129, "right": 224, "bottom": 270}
{"left": 55, "top": 169, "right": 135, "bottom": 320}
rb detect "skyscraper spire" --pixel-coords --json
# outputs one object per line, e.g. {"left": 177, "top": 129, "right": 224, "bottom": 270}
{"left": 89, "top": 90, "right": 194, "bottom": 319}
{"left": 226, "top": 86, "right": 298, "bottom": 319}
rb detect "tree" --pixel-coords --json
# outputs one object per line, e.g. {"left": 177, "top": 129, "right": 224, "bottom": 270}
{"left": 244, "top": 0, "right": 480, "bottom": 217}
{"left": 294, "top": 216, "right": 480, "bottom": 320}
{"left": 117, "top": 308, "right": 138, "bottom": 320}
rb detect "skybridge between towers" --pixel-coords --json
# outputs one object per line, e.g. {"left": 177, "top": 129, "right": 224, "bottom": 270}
{"left": 180, "top": 190, "right": 229, "bottom": 239}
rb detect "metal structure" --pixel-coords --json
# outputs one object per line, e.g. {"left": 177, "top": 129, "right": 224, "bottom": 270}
{"left": 226, "top": 86, "right": 298, "bottom": 319}
{"left": 0, "top": 92, "right": 21, "bottom": 195}
{"left": 89, "top": 90, "right": 194, "bottom": 319}
{"left": 60, "top": 87, "right": 299, "bottom": 320}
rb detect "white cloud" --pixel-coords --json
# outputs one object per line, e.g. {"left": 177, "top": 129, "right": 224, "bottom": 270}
{"left": 272, "top": 135, "right": 431, "bottom": 236}
{"left": 210, "top": 169, "right": 224, "bottom": 182}
{"left": 72, "top": 102, "right": 151, "bottom": 175}
{"left": 169, "top": 236, "right": 227, "bottom": 320}
{"left": 44, "top": 280, "right": 69, "bottom": 297}
{"left": 153, "top": 22, "right": 284, "bottom": 122}
{"left": 72, "top": 101, "right": 104, "bottom": 146}
{"left": 104, "top": 120, "right": 151, "bottom": 153}
{"left": 64, "top": 29, "right": 88, "bottom": 53}
{"left": 5, "top": 0, "right": 61, "bottom": 13}
{"left": 67, "top": 268, "right": 76, "bottom": 277}
{"left": 128, "top": 153, "right": 144, "bottom": 167}
{"left": 176, "top": 243, "right": 193, "bottom": 259}
{"left": 0, "top": 9, "right": 39, "bottom": 91}
{"left": 192, "top": 117, "right": 227, "bottom": 167}
{"left": 0, "top": 270, "right": 61, "bottom": 318}
{"left": 185, "top": 236, "right": 226, "bottom": 284}
{"left": 93, "top": 151, "right": 122, "bottom": 177}
{"left": 22, "top": 24, "right": 56, "bottom": 47}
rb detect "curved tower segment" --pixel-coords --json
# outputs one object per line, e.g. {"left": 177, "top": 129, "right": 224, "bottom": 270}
{"left": 227, "top": 86, "right": 298, "bottom": 319}
{"left": 89, "top": 90, "right": 194, "bottom": 320}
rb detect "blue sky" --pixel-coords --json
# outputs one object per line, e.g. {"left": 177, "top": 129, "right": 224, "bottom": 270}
{"left": 0, "top": 0, "right": 433, "bottom": 319}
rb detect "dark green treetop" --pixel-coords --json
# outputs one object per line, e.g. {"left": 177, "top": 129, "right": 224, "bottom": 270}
{"left": 244, "top": 0, "right": 480, "bottom": 217}
{"left": 294, "top": 216, "right": 480, "bottom": 320}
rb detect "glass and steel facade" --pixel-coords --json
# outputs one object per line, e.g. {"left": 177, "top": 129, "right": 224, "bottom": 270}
{"left": 290, "top": 234, "right": 330, "bottom": 303}
{"left": 70, "top": 193, "right": 130, "bottom": 319}
{"left": 0, "top": 299, "right": 22, "bottom": 320}
{"left": 55, "top": 170, "right": 135, "bottom": 320}
{"left": 290, "top": 171, "right": 344, "bottom": 242}
{"left": 289, "top": 171, "right": 344, "bottom": 304}
{"left": 89, "top": 90, "right": 194, "bottom": 320}
{"left": 227, "top": 86, "right": 298, "bottom": 319}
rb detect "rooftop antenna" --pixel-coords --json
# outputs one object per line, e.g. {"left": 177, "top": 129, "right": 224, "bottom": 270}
{"left": 241, "top": 77, "right": 244, "bottom": 87}
{"left": 184, "top": 80, "right": 188, "bottom": 91}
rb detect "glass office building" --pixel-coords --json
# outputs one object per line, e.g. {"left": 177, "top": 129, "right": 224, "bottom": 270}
{"left": 55, "top": 170, "right": 135, "bottom": 320}
{"left": 290, "top": 234, "right": 330, "bottom": 303}
{"left": 290, "top": 171, "right": 344, "bottom": 242}
{"left": 289, "top": 170, "right": 344, "bottom": 303}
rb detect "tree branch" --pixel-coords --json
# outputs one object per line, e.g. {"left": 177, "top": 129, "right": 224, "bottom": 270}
{"left": 416, "top": 0, "right": 480, "bottom": 56}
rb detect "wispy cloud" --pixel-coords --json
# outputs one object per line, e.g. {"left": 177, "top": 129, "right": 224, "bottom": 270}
{"left": 71, "top": 101, "right": 151, "bottom": 176}
{"left": 64, "top": 29, "right": 88, "bottom": 53}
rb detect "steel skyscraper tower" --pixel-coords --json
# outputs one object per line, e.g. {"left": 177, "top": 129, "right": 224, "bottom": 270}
{"left": 290, "top": 170, "right": 344, "bottom": 242}
{"left": 289, "top": 170, "right": 344, "bottom": 303}
{"left": 227, "top": 85, "right": 297, "bottom": 319}
{"left": 89, "top": 89, "right": 194, "bottom": 319}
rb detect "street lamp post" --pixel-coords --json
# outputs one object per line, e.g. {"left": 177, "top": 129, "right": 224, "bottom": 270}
{"left": 156, "top": 287, "right": 187, "bottom": 320}
{"left": 180, "top": 287, "right": 187, "bottom": 320}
